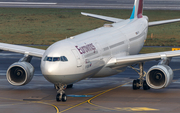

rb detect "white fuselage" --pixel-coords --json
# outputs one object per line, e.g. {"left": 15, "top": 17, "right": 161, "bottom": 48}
{"left": 40, "top": 17, "right": 148, "bottom": 85}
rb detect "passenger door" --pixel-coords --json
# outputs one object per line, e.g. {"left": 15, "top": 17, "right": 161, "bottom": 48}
{"left": 71, "top": 49, "right": 82, "bottom": 67}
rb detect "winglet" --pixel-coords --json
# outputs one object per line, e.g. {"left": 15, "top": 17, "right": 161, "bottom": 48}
{"left": 130, "top": 0, "right": 144, "bottom": 19}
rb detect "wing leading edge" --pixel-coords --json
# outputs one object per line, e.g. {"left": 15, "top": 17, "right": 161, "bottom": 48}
{"left": 149, "top": 18, "right": 180, "bottom": 27}
{"left": 0, "top": 43, "right": 45, "bottom": 58}
{"left": 106, "top": 50, "right": 180, "bottom": 67}
{"left": 81, "top": 12, "right": 124, "bottom": 23}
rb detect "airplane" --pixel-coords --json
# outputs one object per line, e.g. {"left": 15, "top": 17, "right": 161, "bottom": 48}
{"left": 1, "top": 0, "right": 180, "bottom": 102}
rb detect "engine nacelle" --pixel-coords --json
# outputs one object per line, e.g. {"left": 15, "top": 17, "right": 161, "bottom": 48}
{"left": 6, "top": 62, "right": 34, "bottom": 86}
{"left": 146, "top": 65, "right": 173, "bottom": 89}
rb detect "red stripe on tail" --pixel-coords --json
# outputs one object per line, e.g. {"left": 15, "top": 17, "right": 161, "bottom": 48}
{"left": 137, "top": 0, "right": 143, "bottom": 18}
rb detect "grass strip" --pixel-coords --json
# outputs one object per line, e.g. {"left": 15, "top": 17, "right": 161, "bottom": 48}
{"left": 139, "top": 47, "right": 172, "bottom": 53}
{"left": 0, "top": 8, "right": 180, "bottom": 52}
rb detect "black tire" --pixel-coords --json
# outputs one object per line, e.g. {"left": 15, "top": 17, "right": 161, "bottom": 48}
{"left": 133, "top": 80, "right": 137, "bottom": 90}
{"left": 143, "top": 80, "right": 150, "bottom": 90}
{"left": 56, "top": 93, "right": 61, "bottom": 102}
{"left": 67, "top": 84, "right": 73, "bottom": 89}
{"left": 62, "top": 94, "right": 67, "bottom": 102}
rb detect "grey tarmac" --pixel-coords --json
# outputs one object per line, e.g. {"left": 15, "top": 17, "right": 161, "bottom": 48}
{"left": 1, "top": 51, "right": 180, "bottom": 113}
{"left": 0, "top": 0, "right": 179, "bottom": 10}
{"left": 0, "top": 0, "right": 180, "bottom": 112}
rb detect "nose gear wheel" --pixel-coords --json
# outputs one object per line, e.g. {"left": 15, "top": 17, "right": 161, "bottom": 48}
{"left": 55, "top": 84, "right": 67, "bottom": 102}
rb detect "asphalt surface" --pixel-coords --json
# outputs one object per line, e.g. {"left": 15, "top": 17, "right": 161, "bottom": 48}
{"left": 0, "top": 1, "right": 180, "bottom": 113}
{"left": 0, "top": 0, "right": 179, "bottom": 10}
{"left": 1, "top": 51, "right": 180, "bottom": 113}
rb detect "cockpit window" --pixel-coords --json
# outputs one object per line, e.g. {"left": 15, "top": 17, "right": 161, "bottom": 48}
{"left": 47, "top": 57, "right": 53, "bottom": 61}
{"left": 44, "top": 56, "right": 68, "bottom": 62}
{"left": 53, "top": 57, "right": 60, "bottom": 61}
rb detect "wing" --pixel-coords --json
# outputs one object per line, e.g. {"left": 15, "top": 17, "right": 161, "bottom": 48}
{"left": 0, "top": 42, "right": 45, "bottom": 58}
{"left": 149, "top": 18, "right": 180, "bottom": 27}
{"left": 106, "top": 50, "right": 180, "bottom": 67}
{"left": 81, "top": 12, "right": 124, "bottom": 23}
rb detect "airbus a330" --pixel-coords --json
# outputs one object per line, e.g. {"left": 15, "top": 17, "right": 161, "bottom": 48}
{"left": 1, "top": 0, "right": 180, "bottom": 102}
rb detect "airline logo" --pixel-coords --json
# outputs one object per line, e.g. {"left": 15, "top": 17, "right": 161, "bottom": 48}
{"left": 130, "top": 0, "right": 143, "bottom": 19}
{"left": 75, "top": 43, "right": 96, "bottom": 54}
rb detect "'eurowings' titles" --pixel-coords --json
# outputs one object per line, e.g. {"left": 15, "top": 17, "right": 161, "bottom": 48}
{"left": 75, "top": 43, "right": 96, "bottom": 54}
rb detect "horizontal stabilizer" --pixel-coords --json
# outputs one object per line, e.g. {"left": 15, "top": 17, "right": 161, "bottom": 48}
{"left": 81, "top": 12, "right": 124, "bottom": 23}
{"left": 149, "top": 18, "right": 180, "bottom": 27}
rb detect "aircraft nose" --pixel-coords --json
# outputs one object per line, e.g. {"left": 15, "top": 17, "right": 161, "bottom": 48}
{"left": 45, "top": 65, "right": 54, "bottom": 74}
{"left": 41, "top": 61, "right": 73, "bottom": 84}
{"left": 41, "top": 62, "right": 59, "bottom": 76}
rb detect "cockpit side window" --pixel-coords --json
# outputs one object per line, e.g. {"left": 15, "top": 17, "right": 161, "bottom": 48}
{"left": 60, "top": 56, "right": 68, "bottom": 62}
{"left": 60, "top": 56, "right": 64, "bottom": 61}
{"left": 63, "top": 56, "right": 68, "bottom": 61}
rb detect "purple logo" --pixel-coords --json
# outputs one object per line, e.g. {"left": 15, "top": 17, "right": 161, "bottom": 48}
{"left": 75, "top": 43, "right": 96, "bottom": 54}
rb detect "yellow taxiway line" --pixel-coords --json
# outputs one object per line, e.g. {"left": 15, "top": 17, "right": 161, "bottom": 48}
{"left": 60, "top": 81, "right": 159, "bottom": 112}
{"left": 60, "top": 81, "right": 131, "bottom": 113}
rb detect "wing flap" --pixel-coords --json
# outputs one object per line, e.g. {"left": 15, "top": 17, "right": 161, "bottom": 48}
{"left": 106, "top": 50, "right": 180, "bottom": 67}
{"left": 81, "top": 12, "right": 124, "bottom": 23}
{"left": 0, "top": 43, "right": 45, "bottom": 57}
{"left": 149, "top": 18, "right": 180, "bottom": 27}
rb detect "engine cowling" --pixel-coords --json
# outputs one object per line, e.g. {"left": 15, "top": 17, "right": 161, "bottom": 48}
{"left": 146, "top": 65, "right": 173, "bottom": 89}
{"left": 6, "top": 62, "right": 34, "bottom": 86}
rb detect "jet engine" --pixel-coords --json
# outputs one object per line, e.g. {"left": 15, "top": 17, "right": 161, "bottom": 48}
{"left": 6, "top": 62, "right": 34, "bottom": 86}
{"left": 146, "top": 65, "right": 173, "bottom": 89}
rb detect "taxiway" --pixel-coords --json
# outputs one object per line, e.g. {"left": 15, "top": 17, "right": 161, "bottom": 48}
{"left": 0, "top": 0, "right": 179, "bottom": 10}
{"left": 1, "top": 51, "right": 180, "bottom": 113}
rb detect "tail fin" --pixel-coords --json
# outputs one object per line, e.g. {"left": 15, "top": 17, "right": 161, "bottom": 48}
{"left": 130, "top": 0, "right": 144, "bottom": 19}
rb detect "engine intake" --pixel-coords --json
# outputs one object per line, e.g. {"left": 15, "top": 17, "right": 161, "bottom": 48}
{"left": 146, "top": 65, "right": 173, "bottom": 89}
{"left": 6, "top": 62, "right": 34, "bottom": 86}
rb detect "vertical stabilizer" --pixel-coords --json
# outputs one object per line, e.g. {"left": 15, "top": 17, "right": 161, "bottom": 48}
{"left": 130, "top": 0, "right": 144, "bottom": 19}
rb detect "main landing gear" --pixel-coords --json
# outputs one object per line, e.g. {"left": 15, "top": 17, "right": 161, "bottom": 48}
{"left": 55, "top": 84, "right": 67, "bottom": 102}
{"left": 130, "top": 63, "right": 150, "bottom": 90}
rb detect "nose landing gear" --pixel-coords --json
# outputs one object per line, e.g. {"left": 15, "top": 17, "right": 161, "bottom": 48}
{"left": 55, "top": 84, "right": 67, "bottom": 102}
